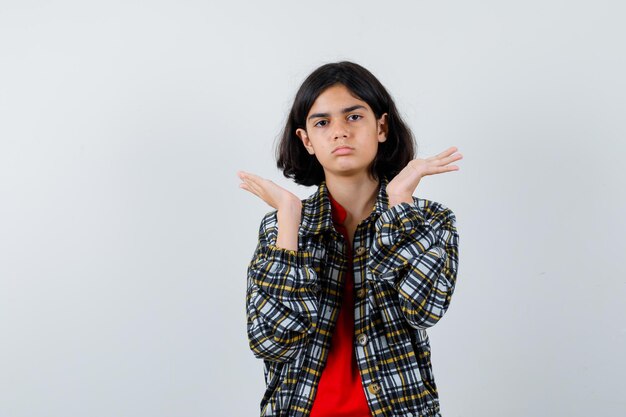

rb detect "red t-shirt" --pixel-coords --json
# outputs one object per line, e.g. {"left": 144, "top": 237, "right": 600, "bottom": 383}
{"left": 309, "top": 192, "right": 372, "bottom": 417}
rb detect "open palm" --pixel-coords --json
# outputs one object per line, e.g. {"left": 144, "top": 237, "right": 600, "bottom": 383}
{"left": 237, "top": 171, "right": 301, "bottom": 210}
{"left": 386, "top": 146, "right": 463, "bottom": 200}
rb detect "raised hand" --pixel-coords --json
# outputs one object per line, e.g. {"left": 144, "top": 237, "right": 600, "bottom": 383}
{"left": 237, "top": 171, "right": 302, "bottom": 211}
{"left": 386, "top": 146, "right": 463, "bottom": 206}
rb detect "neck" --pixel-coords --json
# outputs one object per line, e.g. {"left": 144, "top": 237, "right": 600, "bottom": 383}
{"left": 324, "top": 171, "right": 380, "bottom": 222}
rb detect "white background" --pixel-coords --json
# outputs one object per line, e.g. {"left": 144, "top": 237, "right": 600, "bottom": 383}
{"left": 1, "top": 1, "right": 625, "bottom": 416}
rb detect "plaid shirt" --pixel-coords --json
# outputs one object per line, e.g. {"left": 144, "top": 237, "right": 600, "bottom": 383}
{"left": 245, "top": 175, "right": 460, "bottom": 417}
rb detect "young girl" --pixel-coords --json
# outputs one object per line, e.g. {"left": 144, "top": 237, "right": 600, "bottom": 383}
{"left": 238, "top": 61, "right": 462, "bottom": 417}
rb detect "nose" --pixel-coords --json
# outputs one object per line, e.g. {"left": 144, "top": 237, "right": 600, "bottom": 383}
{"left": 332, "top": 120, "right": 349, "bottom": 140}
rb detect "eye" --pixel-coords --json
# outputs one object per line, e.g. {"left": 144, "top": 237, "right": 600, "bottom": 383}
{"left": 313, "top": 120, "right": 328, "bottom": 127}
{"left": 348, "top": 114, "right": 362, "bottom": 121}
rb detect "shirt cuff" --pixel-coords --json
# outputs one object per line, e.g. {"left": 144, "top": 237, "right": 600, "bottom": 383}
{"left": 258, "top": 243, "right": 312, "bottom": 268}
{"left": 378, "top": 201, "right": 430, "bottom": 234}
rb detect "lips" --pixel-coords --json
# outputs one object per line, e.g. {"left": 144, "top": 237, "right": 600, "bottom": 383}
{"left": 333, "top": 146, "right": 354, "bottom": 153}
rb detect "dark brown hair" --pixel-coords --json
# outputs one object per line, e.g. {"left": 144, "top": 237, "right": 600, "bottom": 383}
{"left": 276, "top": 61, "right": 416, "bottom": 187}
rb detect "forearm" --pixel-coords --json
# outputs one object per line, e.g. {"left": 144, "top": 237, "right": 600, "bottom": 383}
{"left": 275, "top": 201, "right": 302, "bottom": 251}
{"left": 247, "top": 285, "right": 312, "bottom": 363}
{"left": 246, "top": 211, "right": 318, "bottom": 362}
{"left": 369, "top": 199, "right": 460, "bottom": 332}
{"left": 246, "top": 248, "right": 317, "bottom": 362}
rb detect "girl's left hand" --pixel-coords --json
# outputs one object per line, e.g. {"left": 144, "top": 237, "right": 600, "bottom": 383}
{"left": 386, "top": 146, "right": 463, "bottom": 205}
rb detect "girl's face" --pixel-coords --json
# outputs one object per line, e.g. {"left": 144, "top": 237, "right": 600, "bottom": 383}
{"left": 295, "top": 83, "right": 388, "bottom": 180}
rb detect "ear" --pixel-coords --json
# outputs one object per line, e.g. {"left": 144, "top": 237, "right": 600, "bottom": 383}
{"left": 377, "top": 113, "right": 389, "bottom": 143}
{"left": 295, "top": 128, "right": 315, "bottom": 155}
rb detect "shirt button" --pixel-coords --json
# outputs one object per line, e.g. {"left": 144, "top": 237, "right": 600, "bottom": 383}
{"left": 357, "top": 333, "right": 368, "bottom": 346}
{"left": 355, "top": 246, "right": 366, "bottom": 256}
{"left": 356, "top": 287, "right": 367, "bottom": 299}
{"left": 308, "top": 282, "right": 321, "bottom": 293}
{"left": 367, "top": 383, "right": 381, "bottom": 395}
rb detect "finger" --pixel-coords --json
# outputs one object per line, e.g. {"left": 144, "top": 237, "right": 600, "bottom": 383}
{"left": 238, "top": 171, "right": 260, "bottom": 187}
{"left": 238, "top": 170, "right": 256, "bottom": 182}
{"left": 241, "top": 181, "right": 264, "bottom": 200}
{"left": 243, "top": 174, "right": 268, "bottom": 193}
{"left": 238, "top": 172, "right": 257, "bottom": 188}
{"left": 424, "top": 147, "right": 456, "bottom": 162}
{"left": 240, "top": 184, "right": 267, "bottom": 204}
{"left": 239, "top": 183, "right": 256, "bottom": 196}
{"left": 245, "top": 173, "right": 274, "bottom": 194}
{"left": 433, "top": 146, "right": 459, "bottom": 161}
{"left": 437, "top": 153, "right": 463, "bottom": 166}
{"left": 423, "top": 164, "right": 460, "bottom": 176}
{"left": 242, "top": 172, "right": 266, "bottom": 183}
{"left": 241, "top": 176, "right": 261, "bottom": 193}
{"left": 439, "top": 165, "right": 460, "bottom": 172}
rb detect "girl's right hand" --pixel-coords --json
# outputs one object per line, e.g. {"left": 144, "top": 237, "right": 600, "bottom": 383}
{"left": 237, "top": 171, "right": 302, "bottom": 211}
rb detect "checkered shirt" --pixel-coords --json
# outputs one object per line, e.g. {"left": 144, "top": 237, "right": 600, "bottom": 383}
{"left": 245, "top": 175, "right": 460, "bottom": 417}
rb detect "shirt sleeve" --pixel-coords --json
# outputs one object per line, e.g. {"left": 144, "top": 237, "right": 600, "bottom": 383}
{"left": 245, "top": 210, "right": 319, "bottom": 363}
{"left": 367, "top": 197, "right": 460, "bottom": 331}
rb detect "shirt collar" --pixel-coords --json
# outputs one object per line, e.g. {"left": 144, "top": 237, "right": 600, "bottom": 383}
{"left": 299, "top": 176, "right": 391, "bottom": 237}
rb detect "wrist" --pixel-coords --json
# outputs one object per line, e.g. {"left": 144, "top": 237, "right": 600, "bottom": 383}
{"left": 277, "top": 201, "right": 302, "bottom": 223}
{"left": 278, "top": 198, "right": 302, "bottom": 213}
{"left": 388, "top": 194, "right": 413, "bottom": 208}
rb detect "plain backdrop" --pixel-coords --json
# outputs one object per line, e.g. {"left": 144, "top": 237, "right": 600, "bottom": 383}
{"left": 1, "top": 1, "right": 625, "bottom": 416}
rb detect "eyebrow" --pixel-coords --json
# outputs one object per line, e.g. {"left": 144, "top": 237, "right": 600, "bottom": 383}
{"left": 307, "top": 105, "right": 367, "bottom": 121}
